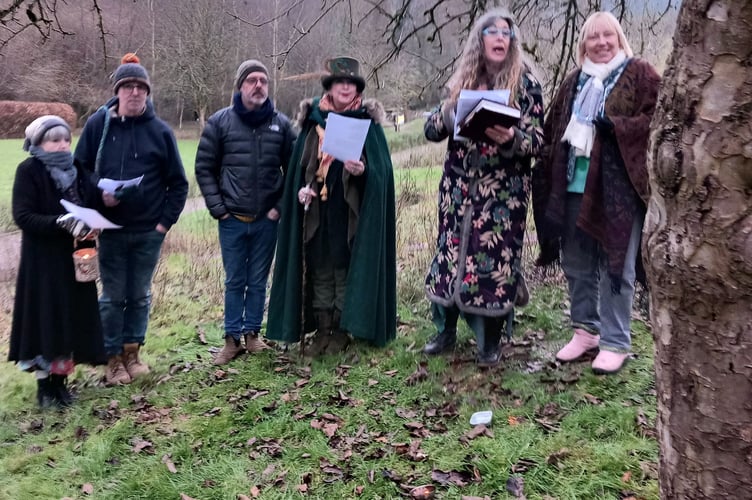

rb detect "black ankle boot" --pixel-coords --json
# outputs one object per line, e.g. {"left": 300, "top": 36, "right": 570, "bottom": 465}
{"left": 50, "top": 374, "right": 73, "bottom": 407}
{"left": 476, "top": 324, "right": 502, "bottom": 368}
{"left": 36, "top": 378, "right": 58, "bottom": 409}
{"left": 423, "top": 328, "right": 457, "bottom": 355}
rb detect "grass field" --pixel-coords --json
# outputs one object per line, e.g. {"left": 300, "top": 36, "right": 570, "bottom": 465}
{"left": 0, "top": 120, "right": 659, "bottom": 499}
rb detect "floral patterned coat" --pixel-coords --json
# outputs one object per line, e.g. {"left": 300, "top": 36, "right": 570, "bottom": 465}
{"left": 425, "top": 72, "right": 544, "bottom": 316}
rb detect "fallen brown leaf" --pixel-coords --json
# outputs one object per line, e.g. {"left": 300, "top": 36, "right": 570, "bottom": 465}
{"left": 162, "top": 454, "right": 178, "bottom": 473}
{"left": 131, "top": 439, "right": 154, "bottom": 454}
{"left": 621, "top": 471, "right": 632, "bottom": 483}
{"left": 409, "top": 484, "right": 435, "bottom": 499}
{"left": 180, "top": 494, "right": 198, "bottom": 500}
{"left": 81, "top": 483, "right": 94, "bottom": 495}
{"left": 546, "top": 448, "right": 571, "bottom": 467}
{"left": 250, "top": 485, "right": 261, "bottom": 497}
{"left": 238, "top": 495, "right": 251, "bottom": 500}
{"left": 506, "top": 475, "right": 525, "bottom": 498}
{"left": 197, "top": 326, "right": 208, "bottom": 344}
{"left": 405, "top": 362, "right": 429, "bottom": 386}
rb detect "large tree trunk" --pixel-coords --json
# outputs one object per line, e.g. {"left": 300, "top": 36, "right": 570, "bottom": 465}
{"left": 644, "top": 1, "right": 752, "bottom": 498}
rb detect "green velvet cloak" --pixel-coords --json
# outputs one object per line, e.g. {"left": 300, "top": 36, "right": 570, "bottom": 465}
{"left": 267, "top": 97, "right": 396, "bottom": 347}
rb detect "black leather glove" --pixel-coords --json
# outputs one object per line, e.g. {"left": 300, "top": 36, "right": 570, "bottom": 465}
{"left": 56, "top": 214, "right": 93, "bottom": 239}
{"left": 114, "top": 184, "right": 139, "bottom": 202}
{"left": 593, "top": 115, "right": 615, "bottom": 136}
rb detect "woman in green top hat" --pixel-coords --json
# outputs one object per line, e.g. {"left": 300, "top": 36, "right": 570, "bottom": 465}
{"left": 267, "top": 57, "right": 396, "bottom": 356}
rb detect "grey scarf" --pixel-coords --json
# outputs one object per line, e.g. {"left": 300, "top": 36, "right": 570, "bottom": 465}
{"left": 29, "top": 146, "right": 78, "bottom": 192}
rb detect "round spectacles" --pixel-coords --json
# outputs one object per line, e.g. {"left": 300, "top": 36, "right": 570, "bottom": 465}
{"left": 482, "top": 27, "right": 515, "bottom": 39}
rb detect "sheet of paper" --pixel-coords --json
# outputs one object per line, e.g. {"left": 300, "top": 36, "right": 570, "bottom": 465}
{"left": 321, "top": 113, "right": 371, "bottom": 162}
{"left": 454, "top": 89, "right": 511, "bottom": 141}
{"left": 60, "top": 199, "right": 122, "bottom": 229}
{"left": 97, "top": 175, "right": 144, "bottom": 193}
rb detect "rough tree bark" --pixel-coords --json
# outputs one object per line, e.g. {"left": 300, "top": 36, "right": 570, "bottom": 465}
{"left": 645, "top": 0, "right": 752, "bottom": 498}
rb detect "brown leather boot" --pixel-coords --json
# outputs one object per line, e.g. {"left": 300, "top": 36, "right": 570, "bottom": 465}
{"left": 213, "top": 337, "right": 244, "bottom": 365}
{"left": 324, "top": 309, "right": 349, "bottom": 354}
{"left": 244, "top": 332, "right": 270, "bottom": 353}
{"left": 123, "top": 343, "right": 150, "bottom": 378}
{"left": 105, "top": 355, "right": 132, "bottom": 385}
{"left": 305, "top": 310, "right": 332, "bottom": 357}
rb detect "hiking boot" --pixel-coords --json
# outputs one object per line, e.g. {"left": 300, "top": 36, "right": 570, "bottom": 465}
{"left": 556, "top": 328, "right": 600, "bottom": 362}
{"left": 105, "top": 355, "right": 132, "bottom": 385}
{"left": 324, "top": 329, "right": 350, "bottom": 355}
{"left": 423, "top": 328, "right": 457, "bottom": 355}
{"left": 36, "top": 377, "right": 58, "bottom": 409}
{"left": 50, "top": 374, "right": 74, "bottom": 407}
{"left": 305, "top": 309, "right": 333, "bottom": 357}
{"left": 476, "top": 348, "right": 501, "bottom": 368}
{"left": 476, "top": 329, "right": 501, "bottom": 368}
{"left": 213, "top": 337, "right": 244, "bottom": 365}
{"left": 244, "top": 332, "right": 271, "bottom": 353}
{"left": 123, "top": 343, "right": 150, "bottom": 378}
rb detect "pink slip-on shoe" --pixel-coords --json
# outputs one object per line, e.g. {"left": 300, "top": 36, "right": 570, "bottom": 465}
{"left": 592, "top": 350, "right": 629, "bottom": 374}
{"left": 555, "top": 328, "right": 600, "bottom": 362}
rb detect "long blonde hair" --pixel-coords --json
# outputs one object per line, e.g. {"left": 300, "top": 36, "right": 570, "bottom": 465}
{"left": 576, "top": 11, "right": 633, "bottom": 66}
{"left": 446, "top": 7, "right": 526, "bottom": 109}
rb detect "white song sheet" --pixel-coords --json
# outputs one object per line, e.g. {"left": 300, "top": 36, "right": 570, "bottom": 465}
{"left": 60, "top": 199, "right": 122, "bottom": 229}
{"left": 454, "top": 89, "right": 511, "bottom": 141}
{"left": 321, "top": 113, "right": 371, "bottom": 162}
{"left": 97, "top": 175, "right": 144, "bottom": 193}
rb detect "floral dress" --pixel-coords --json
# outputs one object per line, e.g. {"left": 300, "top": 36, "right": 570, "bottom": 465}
{"left": 425, "top": 72, "right": 544, "bottom": 317}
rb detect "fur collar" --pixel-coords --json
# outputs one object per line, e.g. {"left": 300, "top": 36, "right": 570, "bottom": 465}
{"left": 295, "top": 97, "right": 386, "bottom": 129}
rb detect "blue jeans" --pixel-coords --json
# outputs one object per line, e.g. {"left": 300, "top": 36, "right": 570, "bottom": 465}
{"left": 219, "top": 216, "right": 278, "bottom": 340}
{"left": 99, "top": 229, "right": 165, "bottom": 356}
{"left": 561, "top": 195, "right": 643, "bottom": 352}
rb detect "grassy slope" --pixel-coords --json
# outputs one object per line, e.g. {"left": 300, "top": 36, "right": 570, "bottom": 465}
{"left": 0, "top": 121, "right": 658, "bottom": 499}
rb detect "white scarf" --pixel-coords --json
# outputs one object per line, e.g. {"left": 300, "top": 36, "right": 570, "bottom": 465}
{"left": 561, "top": 50, "right": 627, "bottom": 158}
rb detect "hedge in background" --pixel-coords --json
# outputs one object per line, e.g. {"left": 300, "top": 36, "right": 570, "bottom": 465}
{"left": 0, "top": 101, "right": 77, "bottom": 139}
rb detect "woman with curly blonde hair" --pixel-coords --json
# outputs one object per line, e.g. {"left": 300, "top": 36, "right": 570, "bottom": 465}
{"left": 423, "top": 8, "right": 544, "bottom": 367}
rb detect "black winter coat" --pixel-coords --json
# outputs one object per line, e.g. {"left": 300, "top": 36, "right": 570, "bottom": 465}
{"left": 9, "top": 157, "right": 106, "bottom": 366}
{"left": 194, "top": 105, "right": 296, "bottom": 219}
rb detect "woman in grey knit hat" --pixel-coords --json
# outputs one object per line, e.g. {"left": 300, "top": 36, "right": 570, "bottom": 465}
{"left": 9, "top": 115, "right": 106, "bottom": 409}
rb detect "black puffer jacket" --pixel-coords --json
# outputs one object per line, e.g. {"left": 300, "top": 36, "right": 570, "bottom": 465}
{"left": 195, "top": 103, "right": 296, "bottom": 219}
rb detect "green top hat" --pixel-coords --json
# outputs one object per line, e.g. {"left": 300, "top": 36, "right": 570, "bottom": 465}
{"left": 321, "top": 56, "right": 366, "bottom": 93}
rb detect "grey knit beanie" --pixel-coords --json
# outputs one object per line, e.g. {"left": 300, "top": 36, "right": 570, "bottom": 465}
{"left": 112, "top": 53, "right": 152, "bottom": 94}
{"left": 235, "top": 59, "right": 269, "bottom": 89}
{"left": 23, "top": 115, "right": 71, "bottom": 151}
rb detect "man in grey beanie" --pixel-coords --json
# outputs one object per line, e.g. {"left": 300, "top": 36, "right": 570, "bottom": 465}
{"left": 195, "top": 58, "right": 296, "bottom": 364}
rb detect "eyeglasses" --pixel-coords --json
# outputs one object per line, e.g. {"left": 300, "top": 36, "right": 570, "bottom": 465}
{"left": 120, "top": 82, "right": 149, "bottom": 93}
{"left": 482, "top": 27, "right": 515, "bottom": 39}
{"left": 244, "top": 76, "right": 269, "bottom": 86}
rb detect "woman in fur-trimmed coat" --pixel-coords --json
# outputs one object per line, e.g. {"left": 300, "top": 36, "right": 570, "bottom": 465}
{"left": 267, "top": 57, "right": 396, "bottom": 354}
{"left": 532, "top": 12, "right": 660, "bottom": 375}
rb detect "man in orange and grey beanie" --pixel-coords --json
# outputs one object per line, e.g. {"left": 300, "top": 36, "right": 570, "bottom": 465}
{"left": 74, "top": 54, "right": 188, "bottom": 385}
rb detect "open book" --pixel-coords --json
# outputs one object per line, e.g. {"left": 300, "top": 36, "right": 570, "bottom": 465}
{"left": 458, "top": 99, "right": 521, "bottom": 143}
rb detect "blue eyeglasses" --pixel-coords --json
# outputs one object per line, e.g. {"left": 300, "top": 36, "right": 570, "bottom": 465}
{"left": 482, "top": 27, "right": 515, "bottom": 39}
